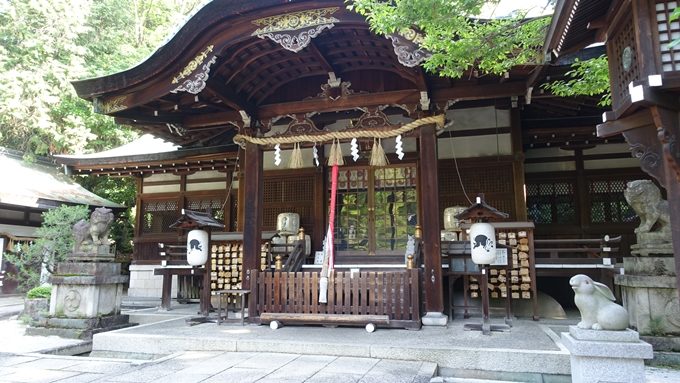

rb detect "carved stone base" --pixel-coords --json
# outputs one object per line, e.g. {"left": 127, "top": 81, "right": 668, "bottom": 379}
{"left": 561, "top": 326, "right": 652, "bottom": 383}
{"left": 70, "top": 244, "right": 115, "bottom": 262}
{"left": 26, "top": 314, "right": 133, "bottom": 340}
{"left": 630, "top": 243, "right": 674, "bottom": 257}
{"left": 48, "top": 261, "right": 128, "bottom": 317}
{"left": 616, "top": 274, "right": 680, "bottom": 334}
{"left": 623, "top": 256, "right": 676, "bottom": 276}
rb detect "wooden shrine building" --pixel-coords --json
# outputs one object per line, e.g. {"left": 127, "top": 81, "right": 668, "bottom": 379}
{"left": 545, "top": 0, "right": 680, "bottom": 303}
{"left": 57, "top": 0, "right": 659, "bottom": 325}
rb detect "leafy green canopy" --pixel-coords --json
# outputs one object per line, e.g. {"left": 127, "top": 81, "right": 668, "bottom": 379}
{"left": 0, "top": 0, "right": 203, "bottom": 156}
{"left": 4, "top": 205, "right": 89, "bottom": 291}
{"left": 348, "top": 0, "right": 552, "bottom": 78}
{"left": 542, "top": 55, "right": 611, "bottom": 106}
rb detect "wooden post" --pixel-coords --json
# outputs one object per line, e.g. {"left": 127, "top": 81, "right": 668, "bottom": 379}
{"left": 198, "top": 229, "right": 212, "bottom": 316}
{"left": 510, "top": 109, "right": 527, "bottom": 221}
{"left": 419, "top": 124, "right": 445, "bottom": 323}
{"left": 242, "top": 142, "right": 263, "bottom": 299}
{"left": 237, "top": 147, "right": 246, "bottom": 231}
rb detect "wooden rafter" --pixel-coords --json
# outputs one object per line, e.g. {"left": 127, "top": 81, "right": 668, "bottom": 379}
{"left": 204, "top": 74, "right": 257, "bottom": 117}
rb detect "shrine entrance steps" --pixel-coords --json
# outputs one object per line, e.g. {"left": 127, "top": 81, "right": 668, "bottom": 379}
{"left": 90, "top": 300, "right": 572, "bottom": 382}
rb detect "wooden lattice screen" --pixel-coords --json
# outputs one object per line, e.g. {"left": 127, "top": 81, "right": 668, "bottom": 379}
{"left": 656, "top": 1, "right": 680, "bottom": 72}
{"left": 141, "top": 199, "right": 179, "bottom": 234}
{"left": 609, "top": 12, "right": 640, "bottom": 110}
{"left": 438, "top": 158, "right": 516, "bottom": 220}
{"left": 525, "top": 180, "right": 577, "bottom": 225}
{"left": 263, "top": 172, "right": 316, "bottom": 241}
{"left": 587, "top": 178, "right": 637, "bottom": 224}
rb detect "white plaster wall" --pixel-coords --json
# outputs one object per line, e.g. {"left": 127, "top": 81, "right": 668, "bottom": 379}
{"left": 145, "top": 173, "right": 181, "bottom": 182}
{"left": 186, "top": 170, "right": 224, "bottom": 180}
{"left": 446, "top": 106, "right": 510, "bottom": 130}
{"left": 437, "top": 134, "right": 512, "bottom": 159}
{"left": 185, "top": 181, "right": 227, "bottom": 191}
{"left": 142, "top": 184, "right": 181, "bottom": 194}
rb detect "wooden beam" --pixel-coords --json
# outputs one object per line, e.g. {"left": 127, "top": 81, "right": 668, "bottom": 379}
{"left": 204, "top": 75, "right": 257, "bottom": 117}
{"left": 597, "top": 109, "right": 653, "bottom": 137}
{"left": 224, "top": 41, "right": 286, "bottom": 84}
{"left": 419, "top": 123, "right": 443, "bottom": 314}
{"left": 431, "top": 81, "right": 526, "bottom": 102}
{"left": 234, "top": 53, "right": 317, "bottom": 94}
{"left": 249, "top": 69, "right": 328, "bottom": 103}
{"left": 306, "top": 41, "right": 336, "bottom": 74}
{"left": 183, "top": 111, "right": 242, "bottom": 128}
{"left": 259, "top": 89, "right": 421, "bottom": 119}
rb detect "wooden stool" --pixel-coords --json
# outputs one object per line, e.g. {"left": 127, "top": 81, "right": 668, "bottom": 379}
{"left": 215, "top": 289, "right": 250, "bottom": 326}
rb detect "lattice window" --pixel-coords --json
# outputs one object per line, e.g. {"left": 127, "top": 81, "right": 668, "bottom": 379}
{"left": 186, "top": 197, "right": 225, "bottom": 222}
{"left": 438, "top": 159, "right": 516, "bottom": 220}
{"left": 526, "top": 182, "right": 576, "bottom": 224}
{"left": 589, "top": 179, "right": 637, "bottom": 224}
{"left": 263, "top": 175, "right": 316, "bottom": 237}
{"left": 656, "top": 1, "right": 680, "bottom": 72}
{"left": 141, "top": 199, "right": 179, "bottom": 234}
{"left": 609, "top": 13, "right": 639, "bottom": 110}
{"left": 331, "top": 165, "right": 418, "bottom": 252}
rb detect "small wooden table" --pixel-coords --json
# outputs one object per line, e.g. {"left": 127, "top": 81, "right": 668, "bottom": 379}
{"left": 153, "top": 267, "right": 205, "bottom": 311}
{"left": 215, "top": 289, "right": 250, "bottom": 325}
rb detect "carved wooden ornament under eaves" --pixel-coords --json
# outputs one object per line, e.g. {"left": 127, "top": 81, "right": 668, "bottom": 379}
{"left": 386, "top": 28, "right": 432, "bottom": 68}
{"left": 251, "top": 7, "right": 339, "bottom": 53}
{"left": 171, "top": 45, "right": 217, "bottom": 94}
{"left": 93, "top": 94, "right": 129, "bottom": 114}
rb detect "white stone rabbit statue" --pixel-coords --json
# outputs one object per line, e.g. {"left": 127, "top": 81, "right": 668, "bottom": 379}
{"left": 570, "top": 274, "right": 629, "bottom": 330}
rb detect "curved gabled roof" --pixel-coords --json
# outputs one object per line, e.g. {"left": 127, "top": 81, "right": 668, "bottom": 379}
{"left": 71, "top": 0, "right": 541, "bottom": 147}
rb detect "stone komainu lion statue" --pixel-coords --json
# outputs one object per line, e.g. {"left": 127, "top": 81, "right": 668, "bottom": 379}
{"left": 73, "top": 207, "right": 115, "bottom": 254}
{"left": 623, "top": 180, "right": 671, "bottom": 246}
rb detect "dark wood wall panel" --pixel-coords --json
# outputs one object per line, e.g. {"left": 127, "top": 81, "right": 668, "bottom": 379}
{"left": 438, "top": 157, "right": 517, "bottom": 221}
{"left": 263, "top": 170, "right": 318, "bottom": 247}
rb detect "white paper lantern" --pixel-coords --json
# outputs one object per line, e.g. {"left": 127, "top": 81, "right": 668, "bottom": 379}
{"left": 187, "top": 229, "right": 209, "bottom": 266}
{"left": 469, "top": 222, "right": 496, "bottom": 264}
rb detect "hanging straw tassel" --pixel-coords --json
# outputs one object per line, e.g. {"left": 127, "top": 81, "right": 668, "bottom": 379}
{"left": 328, "top": 139, "right": 344, "bottom": 166}
{"left": 288, "top": 143, "right": 304, "bottom": 168}
{"left": 370, "top": 138, "right": 389, "bottom": 167}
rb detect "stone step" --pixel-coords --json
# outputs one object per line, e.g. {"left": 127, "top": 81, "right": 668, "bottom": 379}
{"left": 432, "top": 378, "right": 519, "bottom": 383}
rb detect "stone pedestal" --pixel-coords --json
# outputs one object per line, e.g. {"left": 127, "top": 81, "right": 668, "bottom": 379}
{"left": 422, "top": 312, "right": 448, "bottom": 326}
{"left": 26, "top": 261, "right": 131, "bottom": 340}
{"left": 561, "top": 326, "right": 653, "bottom": 383}
{"left": 615, "top": 256, "right": 680, "bottom": 335}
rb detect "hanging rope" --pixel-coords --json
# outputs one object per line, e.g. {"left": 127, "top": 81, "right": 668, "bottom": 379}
{"left": 233, "top": 114, "right": 445, "bottom": 148}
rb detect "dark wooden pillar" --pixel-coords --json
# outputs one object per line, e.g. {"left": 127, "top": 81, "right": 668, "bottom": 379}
{"left": 510, "top": 109, "right": 527, "bottom": 221}
{"left": 419, "top": 124, "right": 444, "bottom": 319}
{"left": 650, "top": 106, "right": 680, "bottom": 297}
{"left": 242, "top": 143, "right": 263, "bottom": 296}
{"left": 237, "top": 147, "right": 246, "bottom": 231}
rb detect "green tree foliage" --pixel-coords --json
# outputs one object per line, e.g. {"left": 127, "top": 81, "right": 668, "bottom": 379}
{"left": 0, "top": 0, "right": 204, "bottom": 156}
{"left": 542, "top": 55, "right": 611, "bottom": 106}
{"left": 0, "top": 1, "right": 204, "bottom": 262}
{"left": 77, "top": 176, "right": 137, "bottom": 254}
{"left": 348, "top": 0, "right": 552, "bottom": 78}
{"left": 4, "top": 205, "right": 90, "bottom": 292}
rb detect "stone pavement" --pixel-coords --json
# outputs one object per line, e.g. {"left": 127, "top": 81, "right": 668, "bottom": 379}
{"left": 0, "top": 351, "right": 436, "bottom": 383}
{"left": 0, "top": 294, "right": 679, "bottom": 382}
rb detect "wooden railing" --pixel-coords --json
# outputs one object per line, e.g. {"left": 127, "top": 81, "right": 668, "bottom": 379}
{"left": 534, "top": 235, "right": 622, "bottom": 263}
{"left": 248, "top": 269, "right": 421, "bottom": 329}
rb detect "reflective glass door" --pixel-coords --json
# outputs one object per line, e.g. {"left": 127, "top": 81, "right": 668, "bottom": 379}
{"left": 332, "top": 165, "right": 417, "bottom": 254}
